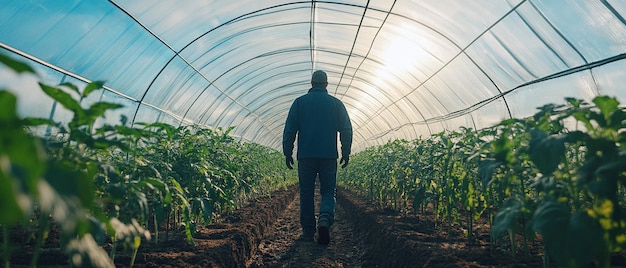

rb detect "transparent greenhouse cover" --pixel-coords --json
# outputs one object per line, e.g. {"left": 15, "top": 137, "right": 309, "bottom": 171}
{"left": 1, "top": 0, "right": 626, "bottom": 152}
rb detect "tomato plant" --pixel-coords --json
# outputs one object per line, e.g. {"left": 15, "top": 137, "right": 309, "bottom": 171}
{"left": 340, "top": 95, "right": 626, "bottom": 267}
{"left": 0, "top": 54, "right": 297, "bottom": 267}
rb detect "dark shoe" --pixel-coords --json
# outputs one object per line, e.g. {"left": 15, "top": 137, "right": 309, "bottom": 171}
{"left": 298, "top": 233, "right": 314, "bottom": 242}
{"left": 317, "top": 222, "right": 330, "bottom": 245}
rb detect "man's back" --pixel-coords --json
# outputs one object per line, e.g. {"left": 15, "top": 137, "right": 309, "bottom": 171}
{"left": 283, "top": 85, "right": 352, "bottom": 160}
{"left": 282, "top": 70, "right": 353, "bottom": 245}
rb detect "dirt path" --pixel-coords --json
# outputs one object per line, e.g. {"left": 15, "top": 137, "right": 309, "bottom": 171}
{"left": 248, "top": 190, "right": 372, "bottom": 267}
{"left": 9, "top": 183, "right": 625, "bottom": 267}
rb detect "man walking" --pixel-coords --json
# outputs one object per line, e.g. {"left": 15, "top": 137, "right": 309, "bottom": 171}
{"left": 283, "top": 70, "right": 353, "bottom": 245}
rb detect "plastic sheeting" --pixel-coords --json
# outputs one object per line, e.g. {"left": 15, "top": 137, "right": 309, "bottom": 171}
{"left": 1, "top": 0, "right": 626, "bottom": 152}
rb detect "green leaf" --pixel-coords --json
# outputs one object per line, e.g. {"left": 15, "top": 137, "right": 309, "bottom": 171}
{"left": 529, "top": 129, "right": 565, "bottom": 175}
{"left": 0, "top": 53, "right": 36, "bottom": 74}
{"left": 533, "top": 201, "right": 569, "bottom": 264}
{"left": 120, "top": 114, "right": 128, "bottom": 126}
{"left": 491, "top": 132, "right": 514, "bottom": 165}
{"left": 88, "top": 215, "right": 107, "bottom": 244}
{"left": 566, "top": 211, "right": 605, "bottom": 267}
{"left": 59, "top": 82, "right": 81, "bottom": 97}
{"left": 564, "top": 130, "right": 589, "bottom": 144}
{"left": 491, "top": 198, "right": 522, "bottom": 238}
{"left": 0, "top": 91, "right": 18, "bottom": 120}
{"left": 86, "top": 102, "right": 124, "bottom": 120}
{"left": 609, "top": 109, "right": 626, "bottom": 130}
{"left": 140, "top": 122, "right": 177, "bottom": 140}
{"left": 201, "top": 198, "right": 214, "bottom": 224}
{"left": 106, "top": 184, "right": 127, "bottom": 203}
{"left": 578, "top": 155, "right": 602, "bottom": 185}
{"left": 588, "top": 110, "right": 607, "bottom": 128}
{"left": 44, "top": 158, "right": 96, "bottom": 210}
{"left": 182, "top": 208, "right": 195, "bottom": 246}
{"left": 164, "top": 191, "right": 173, "bottom": 204}
{"left": 497, "top": 118, "right": 525, "bottom": 127}
{"left": 595, "top": 158, "right": 626, "bottom": 179}
{"left": 572, "top": 110, "right": 594, "bottom": 131}
{"left": 0, "top": 173, "right": 26, "bottom": 225}
{"left": 114, "top": 125, "right": 145, "bottom": 140}
{"left": 142, "top": 178, "right": 167, "bottom": 192}
{"left": 22, "top": 117, "right": 56, "bottom": 127}
{"left": 39, "top": 83, "right": 82, "bottom": 114}
{"left": 83, "top": 81, "right": 105, "bottom": 98}
{"left": 155, "top": 205, "right": 166, "bottom": 224}
{"left": 132, "top": 191, "right": 149, "bottom": 218}
{"left": 593, "top": 96, "right": 619, "bottom": 122}
{"left": 478, "top": 159, "right": 500, "bottom": 188}
{"left": 620, "top": 132, "right": 626, "bottom": 147}
{"left": 412, "top": 187, "right": 426, "bottom": 213}
{"left": 0, "top": 92, "right": 45, "bottom": 198}
{"left": 564, "top": 97, "right": 583, "bottom": 108}
{"left": 534, "top": 205, "right": 605, "bottom": 267}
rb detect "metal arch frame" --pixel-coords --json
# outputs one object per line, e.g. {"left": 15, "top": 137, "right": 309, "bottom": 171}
{"left": 178, "top": 19, "right": 315, "bottom": 122}
{"left": 350, "top": 2, "right": 530, "bottom": 141}
{"left": 196, "top": 47, "right": 433, "bottom": 147}
{"left": 4, "top": 1, "right": 625, "bottom": 151}
{"left": 106, "top": 0, "right": 626, "bottom": 150}
{"left": 190, "top": 48, "right": 312, "bottom": 138}
{"left": 241, "top": 60, "right": 419, "bottom": 143}
{"left": 187, "top": 45, "right": 407, "bottom": 138}
{"left": 192, "top": 62, "right": 309, "bottom": 126}
{"left": 361, "top": 52, "right": 626, "bottom": 138}
{"left": 182, "top": 19, "right": 383, "bottom": 128}
{"left": 119, "top": 1, "right": 363, "bottom": 137}
{"left": 353, "top": 0, "right": 619, "bottom": 145}
{"left": 109, "top": 1, "right": 314, "bottom": 134}
{"left": 104, "top": 1, "right": 441, "bottom": 146}
{"left": 110, "top": 0, "right": 440, "bottom": 147}
{"left": 109, "top": 0, "right": 500, "bottom": 143}
{"left": 215, "top": 66, "right": 401, "bottom": 144}
{"left": 330, "top": 0, "right": 430, "bottom": 139}
{"left": 221, "top": 62, "right": 309, "bottom": 98}
{"left": 206, "top": 69, "right": 311, "bottom": 140}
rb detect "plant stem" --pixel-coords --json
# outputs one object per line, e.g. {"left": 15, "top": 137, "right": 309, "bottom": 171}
{"left": 467, "top": 208, "right": 474, "bottom": 244}
{"left": 130, "top": 236, "right": 141, "bottom": 268}
{"left": 109, "top": 239, "right": 117, "bottom": 262}
{"left": 521, "top": 219, "right": 528, "bottom": 258}
{"left": 153, "top": 210, "right": 159, "bottom": 244}
{"left": 3, "top": 225, "right": 9, "bottom": 268}
{"left": 30, "top": 216, "right": 49, "bottom": 268}
{"left": 165, "top": 209, "right": 170, "bottom": 242}
{"left": 30, "top": 215, "right": 50, "bottom": 267}
{"left": 130, "top": 247, "right": 138, "bottom": 268}
{"left": 508, "top": 229, "right": 516, "bottom": 257}
{"left": 542, "top": 244, "right": 550, "bottom": 268}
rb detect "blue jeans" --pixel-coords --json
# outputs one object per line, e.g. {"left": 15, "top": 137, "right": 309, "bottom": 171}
{"left": 298, "top": 158, "right": 337, "bottom": 235}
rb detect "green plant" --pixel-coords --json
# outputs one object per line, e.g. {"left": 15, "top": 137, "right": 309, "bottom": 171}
{"left": 529, "top": 96, "right": 626, "bottom": 267}
{"left": 340, "top": 94, "right": 626, "bottom": 267}
{"left": 1, "top": 52, "right": 298, "bottom": 267}
{"left": 478, "top": 119, "right": 538, "bottom": 256}
{"left": 1, "top": 54, "right": 116, "bottom": 267}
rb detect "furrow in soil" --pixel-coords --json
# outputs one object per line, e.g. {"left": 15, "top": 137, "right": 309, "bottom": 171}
{"left": 248, "top": 187, "right": 372, "bottom": 267}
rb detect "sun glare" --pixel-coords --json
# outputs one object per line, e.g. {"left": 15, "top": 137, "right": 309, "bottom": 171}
{"left": 376, "top": 26, "right": 429, "bottom": 83}
{"left": 382, "top": 38, "right": 418, "bottom": 72}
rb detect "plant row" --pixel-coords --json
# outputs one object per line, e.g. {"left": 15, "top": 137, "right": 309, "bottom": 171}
{"left": 339, "top": 95, "right": 626, "bottom": 268}
{"left": 0, "top": 54, "right": 297, "bottom": 267}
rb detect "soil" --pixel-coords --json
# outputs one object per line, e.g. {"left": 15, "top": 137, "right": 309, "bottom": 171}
{"left": 5, "top": 184, "right": 626, "bottom": 267}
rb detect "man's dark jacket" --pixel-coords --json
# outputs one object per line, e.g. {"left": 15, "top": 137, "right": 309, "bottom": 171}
{"left": 283, "top": 86, "right": 352, "bottom": 159}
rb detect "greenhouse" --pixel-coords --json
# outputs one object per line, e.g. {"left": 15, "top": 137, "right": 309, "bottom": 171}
{"left": 1, "top": 1, "right": 626, "bottom": 267}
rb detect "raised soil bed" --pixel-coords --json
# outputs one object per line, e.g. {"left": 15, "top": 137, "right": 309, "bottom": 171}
{"left": 6, "top": 184, "right": 626, "bottom": 267}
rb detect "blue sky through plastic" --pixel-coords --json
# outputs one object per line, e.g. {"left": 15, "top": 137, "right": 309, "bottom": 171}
{"left": 1, "top": 0, "right": 626, "bottom": 151}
